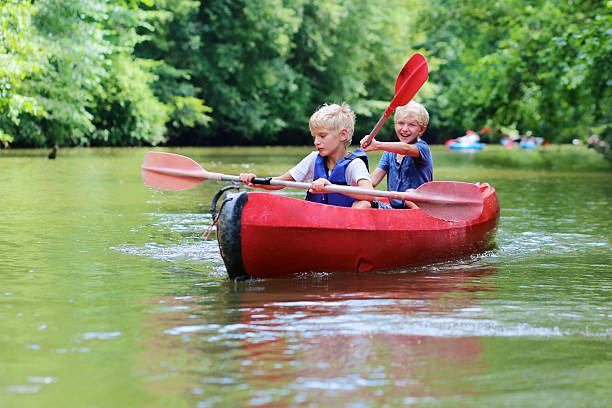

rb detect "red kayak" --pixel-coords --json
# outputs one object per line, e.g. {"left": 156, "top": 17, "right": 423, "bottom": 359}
{"left": 216, "top": 183, "right": 499, "bottom": 279}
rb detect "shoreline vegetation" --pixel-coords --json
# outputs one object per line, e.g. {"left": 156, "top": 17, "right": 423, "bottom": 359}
{"left": 439, "top": 144, "right": 612, "bottom": 172}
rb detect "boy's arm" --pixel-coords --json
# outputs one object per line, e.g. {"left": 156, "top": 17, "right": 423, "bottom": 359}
{"left": 371, "top": 168, "right": 386, "bottom": 188}
{"left": 351, "top": 178, "right": 375, "bottom": 209}
{"left": 240, "top": 152, "right": 314, "bottom": 190}
{"left": 362, "top": 140, "right": 421, "bottom": 157}
{"left": 311, "top": 177, "right": 374, "bottom": 204}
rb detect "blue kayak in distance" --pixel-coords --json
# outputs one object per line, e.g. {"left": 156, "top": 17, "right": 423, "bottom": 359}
{"left": 448, "top": 142, "right": 486, "bottom": 151}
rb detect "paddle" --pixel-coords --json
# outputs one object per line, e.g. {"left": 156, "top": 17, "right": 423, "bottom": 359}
{"left": 141, "top": 152, "right": 484, "bottom": 222}
{"left": 361, "top": 53, "right": 429, "bottom": 148}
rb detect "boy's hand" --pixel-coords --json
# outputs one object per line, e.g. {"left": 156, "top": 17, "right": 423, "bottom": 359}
{"left": 240, "top": 172, "right": 287, "bottom": 191}
{"left": 359, "top": 135, "right": 370, "bottom": 148}
{"left": 239, "top": 172, "right": 257, "bottom": 186}
{"left": 311, "top": 177, "right": 331, "bottom": 193}
{"left": 360, "top": 135, "right": 378, "bottom": 152}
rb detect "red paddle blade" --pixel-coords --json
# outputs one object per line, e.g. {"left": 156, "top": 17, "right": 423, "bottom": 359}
{"left": 385, "top": 53, "right": 429, "bottom": 117}
{"left": 395, "top": 53, "right": 426, "bottom": 93}
{"left": 141, "top": 151, "right": 207, "bottom": 191}
{"left": 411, "top": 181, "right": 484, "bottom": 222}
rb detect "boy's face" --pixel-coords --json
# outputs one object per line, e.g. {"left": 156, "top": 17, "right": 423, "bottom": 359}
{"left": 395, "top": 116, "right": 425, "bottom": 144}
{"left": 311, "top": 127, "right": 347, "bottom": 157}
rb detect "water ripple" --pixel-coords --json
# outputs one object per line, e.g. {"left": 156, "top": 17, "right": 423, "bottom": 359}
{"left": 113, "top": 240, "right": 223, "bottom": 266}
{"left": 163, "top": 312, "right": 610, "bottom": 342}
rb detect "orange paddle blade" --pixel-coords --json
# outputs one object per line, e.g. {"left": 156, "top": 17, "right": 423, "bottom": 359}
{"left": 408, "top": 181, "right": 484, "bottom": 222}
{"left": 141, "top": 151, "right": 208, "bottom": 190}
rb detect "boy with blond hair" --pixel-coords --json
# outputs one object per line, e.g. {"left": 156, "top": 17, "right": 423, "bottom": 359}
{"left": 360, "top": 101, "right": 433, "bottom": 209}
{"left": 240, "top": 103, "right": 374, "bottom": 209}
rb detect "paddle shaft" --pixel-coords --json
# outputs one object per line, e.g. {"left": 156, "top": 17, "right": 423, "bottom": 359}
{"left": 142, "top": 164, "right": 480, "bottom": 206}
{"left": 249, "top": 177, "right": 481, "bottom": 205}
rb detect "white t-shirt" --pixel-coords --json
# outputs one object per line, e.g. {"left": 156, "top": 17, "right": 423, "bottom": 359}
{"left": 289, "top": 151, "right": 371, "bottom": 186}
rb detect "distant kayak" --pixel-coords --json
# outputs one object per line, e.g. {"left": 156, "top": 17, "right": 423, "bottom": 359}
{"left": 519, "top": 141, "right": 537, "bottom": 149}
{"left": 448, "top": 141, "right": 486, "bottom": 151}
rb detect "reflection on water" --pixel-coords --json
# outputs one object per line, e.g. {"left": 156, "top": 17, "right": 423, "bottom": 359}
{"left": 142, "top": 265, "right": 498, "bottom": 405}
{"left": 229, "top": 268, "right": 495, "bottom": 405}
{"left": 141, "top": 261, "right": 610, "bottom": 406}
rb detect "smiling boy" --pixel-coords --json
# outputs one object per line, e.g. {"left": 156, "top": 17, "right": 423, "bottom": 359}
{"left": 360, "top": 101, "right": 433, "bottom": 209}
{"left": 240, "top": 103, "right": 374, "bottom": 209}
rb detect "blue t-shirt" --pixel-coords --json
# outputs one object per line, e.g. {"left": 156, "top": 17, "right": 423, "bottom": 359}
{"left": 377, "top": 139, "right": 433, "bottom": 208}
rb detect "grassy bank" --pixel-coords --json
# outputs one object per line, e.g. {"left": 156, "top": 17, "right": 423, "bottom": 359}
{"left": 431, "top": 144, "right": 612, "bottom": 172}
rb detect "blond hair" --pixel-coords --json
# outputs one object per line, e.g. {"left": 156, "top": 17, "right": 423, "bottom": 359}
{"left": 309, "top": 103, "right": 355, "bottom": 147}
{"left": 394, "top": 101, "right": 429, "bottom": 128}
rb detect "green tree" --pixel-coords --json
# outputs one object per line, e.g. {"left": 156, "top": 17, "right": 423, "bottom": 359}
{"left": 134, "top": 0, "right": 212, "bottom": 145}
{"left": 192, "top": 0, "right": 305, "bottom": 144}
{"left": 0, "top": 1, "right": 46, "bottom": 146}
{"left": 418, "top": 0, "right": 612, "bottom": 146}
{"left": 190, "top": 0, "right": 425, "bottom": 145}
{"left": 32, "top": 0, "right": 172, "bottom": 146}
{"left": 28, "top": 0, "right": 117, "bottom": 146}
{"left": 2, "top": 0, "right": 425, "bottom": 147}
{"left": 1, "top": 0, "right": 204, "bottom": 147}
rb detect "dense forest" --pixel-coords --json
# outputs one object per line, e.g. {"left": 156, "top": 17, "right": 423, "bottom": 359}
{"left": 1, "top": 0, "right": 610, "bottom": 154}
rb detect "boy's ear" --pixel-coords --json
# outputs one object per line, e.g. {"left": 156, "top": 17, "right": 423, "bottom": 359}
{"left": 339, "top": 128, "right": 348, "bottom": 141}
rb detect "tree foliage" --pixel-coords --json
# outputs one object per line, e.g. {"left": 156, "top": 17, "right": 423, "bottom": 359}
{"left": 1, "top": 0, "right": 609, "bottom": 152}
{"left": 418, "top": 0, "right": 612, "bottom": 145}
{"left": 0, "top": 1, "right": 46, "bottom": 145}
{"left": 134, "top": 0, "right": 212, "bottom": 144}
{"left": 0, "top": 0, "right": 421, "bottom": 147}
{"left": 0, "top": 0, "right": 208, "bottom": 147}
{"left": 184, "top": 0, "right": 423, "bottom": 145}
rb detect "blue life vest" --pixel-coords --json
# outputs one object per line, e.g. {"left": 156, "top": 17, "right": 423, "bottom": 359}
{"left": 305, "top": 149, "right": 369, "bottom": 207}
{"left": 379, "top": 140, "right": 433, "bottom": 208}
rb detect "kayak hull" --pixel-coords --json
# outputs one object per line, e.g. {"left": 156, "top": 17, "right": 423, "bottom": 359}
{"left": 217, "top": 183, "right": 499, "bottom": 279}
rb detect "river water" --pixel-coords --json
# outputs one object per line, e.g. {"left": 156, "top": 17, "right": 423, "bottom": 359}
{"left": 1, "top": 146, "right": 610, "bottom": 407}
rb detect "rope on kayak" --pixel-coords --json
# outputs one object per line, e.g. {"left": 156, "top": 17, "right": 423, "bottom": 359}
{"left": 202, "top": 183, "right": 241, "bottom": 239}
